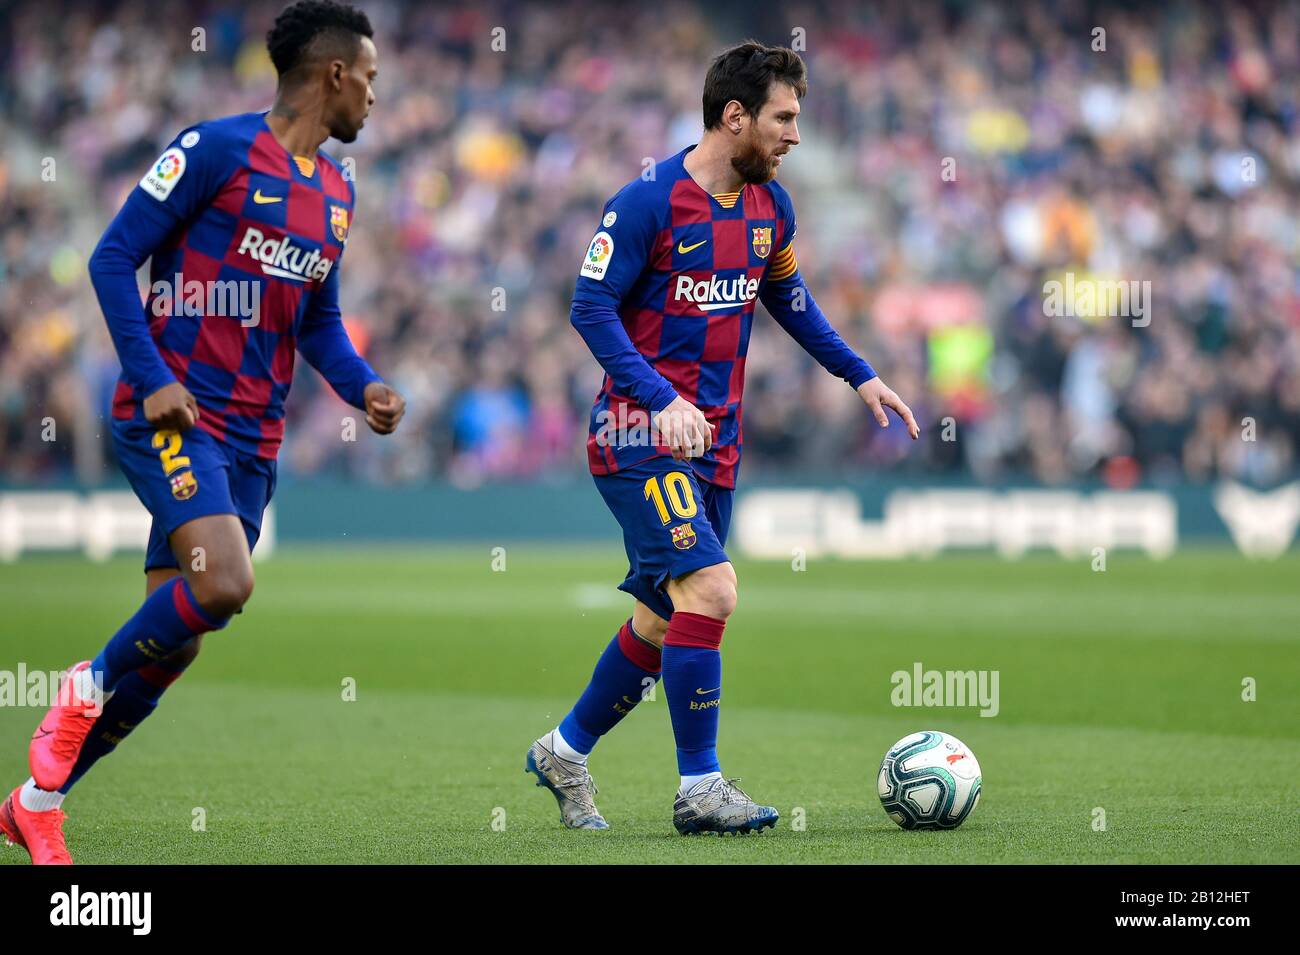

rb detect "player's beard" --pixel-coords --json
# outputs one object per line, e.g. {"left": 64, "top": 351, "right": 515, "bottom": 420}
{"left": 731, "top": 132, "right": 780, "bottom": 184}
{"left": 331, "top": 121, "right": 360, "bottom": 143}
{"left": 329, "top": 105, "right": 366, "bottom": 143}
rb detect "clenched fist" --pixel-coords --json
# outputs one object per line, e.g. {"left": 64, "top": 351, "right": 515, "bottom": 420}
{"left": 143, "top": 382, "right": 199, "bottom": 431}
{"left": 364, "top": 381, "right": 406, "bottom": 434}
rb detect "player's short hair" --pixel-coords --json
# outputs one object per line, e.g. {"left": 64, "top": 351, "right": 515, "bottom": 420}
{"left": 702, "top": 41, "right": 808, "bottom": 130}
{"left": 266, "top": 0, "right": 374, "bottom": 81}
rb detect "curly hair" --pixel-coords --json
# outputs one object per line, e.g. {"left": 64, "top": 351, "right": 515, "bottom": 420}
{"left": 266, "top": 0, "right": 374, "bottom": 79}
{"left": 702, "top": 41, "right": 807, "bottom": 130}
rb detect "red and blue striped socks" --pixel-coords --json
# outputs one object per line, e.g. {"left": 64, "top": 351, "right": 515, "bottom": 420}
{"left": 557, "top": 619, "right": 662, "bottom": 757}
{"left": 90, "top": 577, "right": 226, "bottom": 692}
{"left": 662, "top": 611, "right": 725, "bottom": 780}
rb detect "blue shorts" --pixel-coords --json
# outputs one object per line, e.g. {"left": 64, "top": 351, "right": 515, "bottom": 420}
{"left": 593, "top": 456, "right": 732, "bottom": 621}
{"left": 111, "top": 418, "right": 277, "bottom": 572}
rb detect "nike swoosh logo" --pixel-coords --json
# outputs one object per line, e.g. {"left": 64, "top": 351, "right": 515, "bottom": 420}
{"left": 252, "top": 189, "right": 282, "bottom": 204}
{"left": 32, "top": 729, "right": 52, "bottom": 740}
{"left": 677, "top": 239, "right": 708, "bottom": 254}
{"left": 695, "top": 686, "right": 721, "bottom": 695}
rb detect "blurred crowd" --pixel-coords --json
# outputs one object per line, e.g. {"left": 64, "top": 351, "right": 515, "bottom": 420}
{"left": 3, "top": 0, "right": 1299, "bottom": 487}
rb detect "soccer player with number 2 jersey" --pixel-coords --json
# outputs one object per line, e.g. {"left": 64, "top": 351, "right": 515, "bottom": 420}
{"left": 528, "top": 41, "right": 919, "bottom": 835}
{"left": 0, "top": 1, "right": 404, "bottom": 864}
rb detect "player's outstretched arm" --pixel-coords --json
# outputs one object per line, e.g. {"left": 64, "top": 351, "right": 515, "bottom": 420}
{"left": 760, "top": 249, "right": 918, "bottom": 440}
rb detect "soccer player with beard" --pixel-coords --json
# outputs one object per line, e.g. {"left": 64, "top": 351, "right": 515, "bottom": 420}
{"left": 527, "top": 42, "right": 919, "bottom": 834}
{"left": 0, "top": 1, "right": 405, "bottom": 864}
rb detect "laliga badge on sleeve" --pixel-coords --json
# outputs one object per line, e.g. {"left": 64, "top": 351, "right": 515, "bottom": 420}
{"left": 140, "top": 147, "right": 187, "bottom": 201}
{"left": 580, "top": 231, "right": 614, "bottom": 281}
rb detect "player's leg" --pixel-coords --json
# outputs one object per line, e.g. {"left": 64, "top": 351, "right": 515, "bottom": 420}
{"left": 659, "top": 478, "right": 777, "bottom": 835}
{"left": 25, "top": 515, "right": 246, "bottom": 787}
{"left": 54, "top": 568, "right": 206, "bottom": 797}
{"left": 18, "top": 446, "right": 271, "bottom": 841}
{"left": 526, "top": 607, "right": 663, "bottom": 830}
{"left": 662, "top": 559, "right": 736, "bottom": 787}
{"left": 526, "top": 598, "right": 670, "bottom": 830}
{"left": 5, "top": 517, "right": 244, "bottom": 865}
{"left": 526, "top": 461, "right": 698, "bottom": 829}
{"left": 27, "top": 422, "right": 248, "bottom": 795}
{"left": 553, "top": 602, "right": 666, "bottom": 757}
{"left": 8, "top": 435, "right": 271, "bottom": 863}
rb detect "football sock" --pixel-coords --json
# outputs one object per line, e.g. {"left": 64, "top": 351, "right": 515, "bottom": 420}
{"left": 558, "top": 619, "right": 662, "bottom": 756}
{"left": 19, "top": 778, "right": 65, "bottom": 813}
{"left": 59, "top": 658, "right": 193, "bottom": 795}
{"left": 662, "top": 611, "right": 725, "bottom": 776}
{"left": 681, "top": 771, "right": 723, "bottom": 792}
{"left": 550, "top": 729, "right": 587, "bottom": 764}
{"left": 90, "top": 578, "right": 226, "bottom": 691}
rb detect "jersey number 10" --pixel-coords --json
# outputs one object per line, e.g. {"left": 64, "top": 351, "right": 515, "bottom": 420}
{"left": 644, "top": 473, "right": 698, "bottom": 525}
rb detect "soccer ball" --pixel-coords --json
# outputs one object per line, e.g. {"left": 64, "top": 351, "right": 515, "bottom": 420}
{"left": 877, "top": 730, "right": 982, "bottom": 830}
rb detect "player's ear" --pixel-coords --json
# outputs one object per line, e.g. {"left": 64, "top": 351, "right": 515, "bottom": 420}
{"left": 329, "top": 59, "right": 346, "bottom": 91}
{"left": 724, "top": 100, "right": 746, "bottom": 135}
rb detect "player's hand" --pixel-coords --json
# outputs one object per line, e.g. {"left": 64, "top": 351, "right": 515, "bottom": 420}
{"left": 857, "top": 377, "right": 919, "bottom": 440}
{"left": 653, "top": 395, "right": 714, "bottom": 461}
{"left": 143, "top": 382, "right": 199, "bottom": 431}
{"left": 364, "top": 381, "right": 405, "bottom": 434}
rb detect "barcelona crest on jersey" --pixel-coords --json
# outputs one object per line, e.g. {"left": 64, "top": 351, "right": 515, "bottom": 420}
{"left": 751, "top": 226, "right": 772, "bottom": 258}
{"left": 170, "top": 471, "right": 198, "bottom": 501}
{"left": 330, "top": 204, "right": 350, "bottom": 243}
{"left": 671, "top": 522, "right": 697, "bottom": 550}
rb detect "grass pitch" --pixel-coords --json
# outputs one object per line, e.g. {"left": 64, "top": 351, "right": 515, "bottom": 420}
{"left": 1, "top": 547, "right": 1296, "bottom": 864}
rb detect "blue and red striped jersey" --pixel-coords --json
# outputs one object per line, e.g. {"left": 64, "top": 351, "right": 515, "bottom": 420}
{"left": 90, "top": 111, "right": 380, "bottom": 459}
{"left": 571, "top": 146, "right": 875, "bottom": 489}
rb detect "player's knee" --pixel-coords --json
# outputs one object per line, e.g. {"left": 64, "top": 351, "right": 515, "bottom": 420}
{"left": 683, "top": 563, "right": 737, "bottom": 620}
{"left": 189, "top": 569, "right": 254, "bottom": 619}
{"left": 635, "top": 614, "right": 670, "bottom": 647}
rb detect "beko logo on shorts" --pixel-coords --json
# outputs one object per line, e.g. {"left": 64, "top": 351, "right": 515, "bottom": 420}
{"left": 673, "top": 274, "right": 759, "bottom": 312}
{"left": 236, "top": 227, "right": 333, "bottom": 283}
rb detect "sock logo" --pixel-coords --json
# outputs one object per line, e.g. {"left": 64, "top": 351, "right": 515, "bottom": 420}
{"left": 689, "top": 697, "right": 721, "bottom": 711}
{"left": 694, "top": 686, "right": 721, "bottom": 695}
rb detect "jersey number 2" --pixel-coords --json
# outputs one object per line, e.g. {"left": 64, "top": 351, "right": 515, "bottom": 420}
{"left": 151, "top": 430, "right": 191, "bottom": 475}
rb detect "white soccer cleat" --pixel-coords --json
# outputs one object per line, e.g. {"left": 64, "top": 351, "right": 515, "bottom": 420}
{"left": 672, "top": 776, "right": 779, "bottom": 836}
{"left": 525, "top": 732, "right": 609, "bottom": 830}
